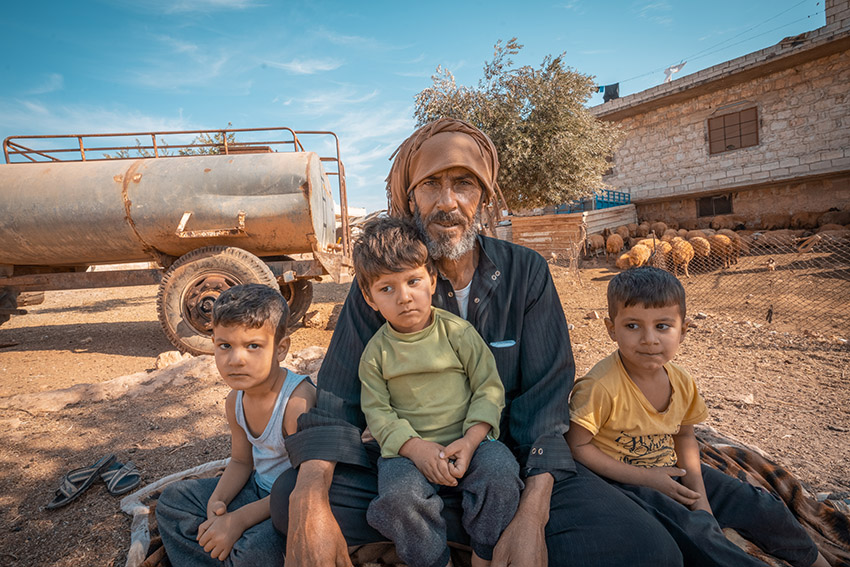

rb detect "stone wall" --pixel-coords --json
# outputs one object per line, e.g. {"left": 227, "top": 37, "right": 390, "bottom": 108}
{"left": 827, "top": 0, "right": 850, "bottom": 27}
{"left": 603, "top": 48, "right": 849, "bottom": 201}
{"left": 594, "top": 33, "right": 850, "bottom": 226}
{"left": 636, "top": 172, "right": 850, "bottom": 227}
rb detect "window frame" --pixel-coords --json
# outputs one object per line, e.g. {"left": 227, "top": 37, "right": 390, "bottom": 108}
{"left": 707, "top": 106, "right": 759, "bottom": 155}
{"left": 696, "top": 194, "right": 733, "bottom": 218}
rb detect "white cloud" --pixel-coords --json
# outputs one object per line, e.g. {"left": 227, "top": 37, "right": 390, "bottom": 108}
{"left": 634, "top": 1, "right": 673, "bottom": 26}
{"left": 0, "top": 99, "right": 192, "bottom": 141}
{"left": 166, "top": 0, "right": 261, "bottom": 13}
{"left": 264, "top": 58, "right": 342, "bottom": 75}
{"left": 27, "top": 73, "right": 64, "bottom": 95}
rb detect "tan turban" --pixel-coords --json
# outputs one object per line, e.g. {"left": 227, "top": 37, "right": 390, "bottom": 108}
{"left": 385, "top": 118, "right": 505, "bottom": 222}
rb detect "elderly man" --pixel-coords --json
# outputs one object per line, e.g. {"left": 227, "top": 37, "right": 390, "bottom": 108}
{"left": 270, "top": 118, "right": 682, "bottom": 566}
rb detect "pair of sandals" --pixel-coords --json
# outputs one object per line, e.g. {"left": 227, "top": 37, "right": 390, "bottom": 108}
{"left": 47, "top": 454, "right": 141, "bottom": 509}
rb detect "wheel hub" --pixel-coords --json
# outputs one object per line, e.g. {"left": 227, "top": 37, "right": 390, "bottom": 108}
{"left": 182, "top": 274, "right": 237, "bottom": 334}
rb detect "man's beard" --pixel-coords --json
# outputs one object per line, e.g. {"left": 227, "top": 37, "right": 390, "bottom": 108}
{"left": 413, "top": 204, "right": 480, "bottom": 261}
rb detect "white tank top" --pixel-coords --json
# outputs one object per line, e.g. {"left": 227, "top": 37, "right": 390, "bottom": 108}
{"left": 235, "top": 369, "right": 308, "bottom": 493}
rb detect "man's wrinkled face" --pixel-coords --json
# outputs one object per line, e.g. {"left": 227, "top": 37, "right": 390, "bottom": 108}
{"left": 409, "top": 166, "right": 483, "bottom": 261}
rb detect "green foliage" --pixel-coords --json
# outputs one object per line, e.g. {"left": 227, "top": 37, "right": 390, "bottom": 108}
{"left": 103, "top": 124, "right": 237, "bottom": 159}
{"left": 104, "top": 138, "right": 171, "bottom": 159}
{"left": 414, "top": 38, "right": 622, "bottom": 211}
{"left": 178, "top": 123, "right": 237, "bottom": 156}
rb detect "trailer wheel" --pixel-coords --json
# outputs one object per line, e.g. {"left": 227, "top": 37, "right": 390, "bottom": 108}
{"left": 280, "top": 279, "right": 313, "bottom": 327}
{"left": 157, "top": 246, "right": 278, "bottom": 356}
{"left": 0, "top": 288, "right": 18, "bottom": 326}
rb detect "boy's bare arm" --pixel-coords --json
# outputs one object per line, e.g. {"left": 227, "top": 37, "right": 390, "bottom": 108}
{"left": 566, "top": 422, "right": 700, "bottom": 507}
{"left": 673, "top": 424, "right": 712, "bottom": 514}
{"left": 283, "top": 379, "right": 317, "bottom": 436}
{"left": 196, "top": 391, "right": 258, "bottom": 559}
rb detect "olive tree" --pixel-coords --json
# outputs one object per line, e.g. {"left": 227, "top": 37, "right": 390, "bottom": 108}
{"left": 415, "top": 38, "right": 621, "bottom": 211}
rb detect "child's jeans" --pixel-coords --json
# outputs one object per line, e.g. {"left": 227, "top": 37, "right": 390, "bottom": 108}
{"left": 611, "top": 464, "right": 819, "bottom": 567}
{"left": 156, "top": 474, "right": 284, "bottom": 567}
{"left": 366, "top": 439, "right": 523, "bottom": 567}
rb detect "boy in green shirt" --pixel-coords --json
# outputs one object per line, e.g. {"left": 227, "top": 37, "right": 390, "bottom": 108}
{"left": 354, "top": 216, "right": 522, "bottom": 567}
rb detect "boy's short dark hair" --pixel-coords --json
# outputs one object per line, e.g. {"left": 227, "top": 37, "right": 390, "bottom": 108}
{"left": 607, "top": 266, "right": 687, "bottom": 321}
{"left": 212, "top": 283, "right": 290, "bottom": 342}
{"left": 352, "top": 216, "right": 435, "bottom": 295}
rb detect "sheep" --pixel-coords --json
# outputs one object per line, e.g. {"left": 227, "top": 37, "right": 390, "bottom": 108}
{"left": 642, "top": 239, "right": 671, "bottom": 271}
{"left": 666, "top": 220, "right": 679, "bottom": 230}
{"left": 753, "top": 229, "right": 804, "bottom": 248}
{"left": 688, "top": 236, "right": 711, "bottom": 272}
{"left": 760, "top": 213, "right": 791, "bottom": 230}
{"left": 627, "top": 244, "right": 651, "bottom": 268}
{"left": 679, "top": 219, "right": 700, "bottom": 231}
{"left": 707, "top": 234, "right": 734, "bottom": 268}
{"left": 615, "top": 225, "right": 631, "bottom": 241}
{"left": 689, "top": 236, "right": 710, "bottom": 257}
{"left": 661, "top": 229, "right": 679, "bottom": 242}
{"left": 818, "top": 223, "right": 845, "bottom": 233}
{"left": 585, "top": 234, "right": 605, "bottom": 257}
{"left": 670, "top": 238, "right": 695, "bottom": 278}
{"left": 709, "top": 214, "right": 746, "bottom": 231}
{"left": 716, "top": 229, "right": 743, "bottom": 265}
{"left": 606, "top": 233, "right": 624, "bottom": 260}
{"left": 790, "top": 211, "right": 823, "bottom": 230}
{"left": 636, "top": 222, "right": 650, "bottom": 237}
{"left": 686, "top": 229, "right": 708, "bottom": 240}
{"left": 629, "top": 236, "right": 643, "bottom": 248}
{"left": 818, "top": 210, "right": 850, "bottom": 227}
{"left": 677, "top": 228, "right": 689, "bottom": 238}
{"left": 817, "top": 229, "right": 850, "bottom": 243}
{"left": 650, "top": 221, "right": 668, "bottom": 238}
{"left": 615, "top": 253, "right": 632, "bottom": 270}
{"left": 627, "top": 223, "right": 639, "bottom": 237}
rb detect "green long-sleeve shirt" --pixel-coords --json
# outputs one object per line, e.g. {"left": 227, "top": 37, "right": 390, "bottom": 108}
{"left": 359, "top": 307, "right": 505, "bottom": 458}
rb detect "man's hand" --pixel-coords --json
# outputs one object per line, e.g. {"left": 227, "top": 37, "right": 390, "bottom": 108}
{"left": 286, "top": 461, "right": 353, "bottom": 567}
{"left": 491, "top": 474, "right": 552, "bottom": 567}
{"left": 641, "top": 467, "right": 700, "bottom": 507}
{"left": 197, "top": 503, "right": 244, "bottom": 561}
{"left": 399, "top": 438, "right": 456, "bottom": 486}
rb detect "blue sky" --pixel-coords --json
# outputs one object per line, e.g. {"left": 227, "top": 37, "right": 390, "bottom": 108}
{"left": 1, "top": 0, "right": 824, "bottom": 212}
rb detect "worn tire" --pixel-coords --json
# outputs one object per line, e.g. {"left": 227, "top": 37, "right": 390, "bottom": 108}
{"left": 280, "top": 278, "right": 313, "bottom": 327}
{"left": 0, "top": 288, "right": 18, "bottom": 326}
{"left": 157, "top": 246, "right": 278, "bottom": 356}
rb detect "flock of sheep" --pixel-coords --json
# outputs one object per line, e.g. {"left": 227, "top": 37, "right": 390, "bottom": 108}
{"left": 585, "top": 208, "right": 850, "bottom": 279}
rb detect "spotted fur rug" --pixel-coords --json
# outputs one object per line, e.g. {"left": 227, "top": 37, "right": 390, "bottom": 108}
{"left": 127, "top": 426, "right": 850, "bottom": 567}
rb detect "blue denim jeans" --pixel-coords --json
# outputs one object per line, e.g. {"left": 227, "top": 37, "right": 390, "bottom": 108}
{"left": 156, "top": 474, "right": 284, "bottom": 567}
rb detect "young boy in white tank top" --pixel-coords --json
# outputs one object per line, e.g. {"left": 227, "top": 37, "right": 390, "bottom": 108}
{"left": 156, "top": 284, "right": 316, "bottom": 566}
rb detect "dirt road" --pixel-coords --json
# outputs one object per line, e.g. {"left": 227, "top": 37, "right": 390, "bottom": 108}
{"left": 0, "top": 266, "right": 847, "bottom": 566}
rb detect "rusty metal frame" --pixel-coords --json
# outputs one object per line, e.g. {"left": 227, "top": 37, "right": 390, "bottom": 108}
{"left": 3, "top": 126, "right": 351, "bottom": 257}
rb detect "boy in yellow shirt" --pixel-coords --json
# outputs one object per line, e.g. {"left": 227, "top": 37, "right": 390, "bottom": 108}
{"left": 355, "top": 216, "right": 522, "bottom": 567}
{"left": 567, "top": 266, "right": 827, "bottom": 567}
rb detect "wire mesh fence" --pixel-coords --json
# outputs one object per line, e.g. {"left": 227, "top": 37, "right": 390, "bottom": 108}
{"left": 597, "top": 229, "right": 850, "bottom": 336}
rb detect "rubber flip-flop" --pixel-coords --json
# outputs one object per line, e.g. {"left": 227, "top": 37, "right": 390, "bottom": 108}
{"left": 46, "top": 454, "right": 116, "bottom": 510}
{"left": 100, "top": 460, "right": 141, "bottom": 496}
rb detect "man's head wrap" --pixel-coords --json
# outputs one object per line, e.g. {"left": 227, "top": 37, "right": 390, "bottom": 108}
{"left": 385, "top": 118, "right": 505, "bottom": 226}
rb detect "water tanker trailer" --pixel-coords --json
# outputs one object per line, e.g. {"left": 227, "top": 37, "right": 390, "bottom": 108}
{"left": 0, "top": 127, "right": 352, "bottom": 355}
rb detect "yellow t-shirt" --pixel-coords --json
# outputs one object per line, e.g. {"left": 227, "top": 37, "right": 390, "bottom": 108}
{"left": 569, "top": 351, "right": 708, "bottom": 468}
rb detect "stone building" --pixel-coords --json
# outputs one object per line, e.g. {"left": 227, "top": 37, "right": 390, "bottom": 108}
{"left": 590, "top": 0, "right": 850, "bottom": 228}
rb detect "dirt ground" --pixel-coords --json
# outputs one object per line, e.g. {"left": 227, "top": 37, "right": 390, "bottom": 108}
{"left": 0, "top": 264, "right": 848, "bottom": 567}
